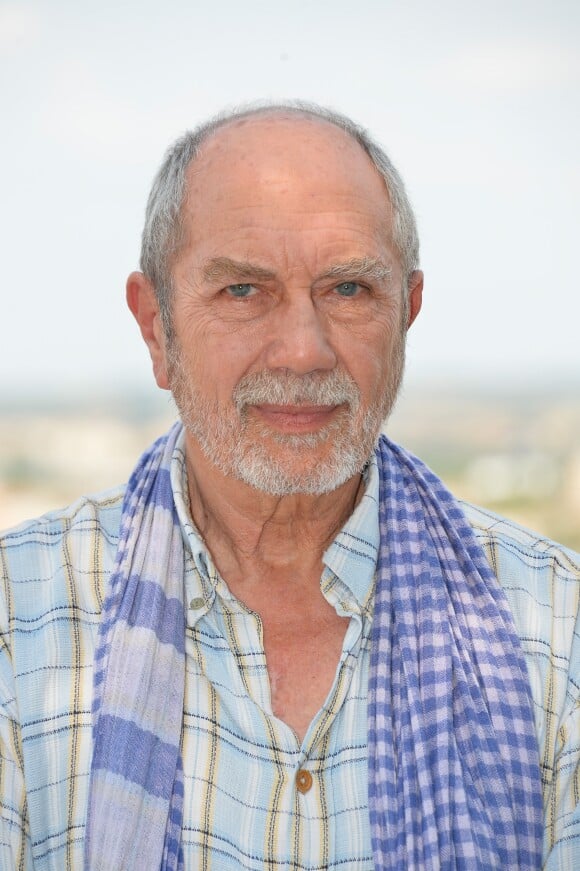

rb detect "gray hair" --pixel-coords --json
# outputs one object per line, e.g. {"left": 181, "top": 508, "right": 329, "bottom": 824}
{"left": 139, "top": 101, "right": 420, "bottom": 334}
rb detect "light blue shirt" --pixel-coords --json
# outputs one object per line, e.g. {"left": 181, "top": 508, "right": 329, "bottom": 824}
{"left": 1, "top": 439, "right": 579, "bottom": 869}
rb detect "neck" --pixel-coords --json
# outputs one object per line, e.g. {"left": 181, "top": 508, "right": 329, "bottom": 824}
{"left": 183, "top": 433, "right": 366, "bottom": 587}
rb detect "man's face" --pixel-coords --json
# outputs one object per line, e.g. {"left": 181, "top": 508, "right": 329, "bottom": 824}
{"left": 163, "top": 115, "right": 418, "bottom": 496}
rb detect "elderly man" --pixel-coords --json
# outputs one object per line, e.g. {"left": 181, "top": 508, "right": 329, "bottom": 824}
{"left": 1, "top": 104, "right": 578, "bottom": 871}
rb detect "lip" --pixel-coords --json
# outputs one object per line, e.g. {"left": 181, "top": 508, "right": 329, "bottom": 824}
{"left": 251, "top": 403, "right": 342, "bottom": 432}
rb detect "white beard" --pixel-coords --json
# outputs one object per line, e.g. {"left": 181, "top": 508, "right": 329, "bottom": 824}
{"left": 167, "top": 339, "right": 405, "bottom": 496}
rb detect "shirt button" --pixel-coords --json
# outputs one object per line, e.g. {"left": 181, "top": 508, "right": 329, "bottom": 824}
{"left": 296, "top": 769, "right": 313, "bottom": 794}
{"left": 189, "top": 597, "right": 205, "bottom": 610}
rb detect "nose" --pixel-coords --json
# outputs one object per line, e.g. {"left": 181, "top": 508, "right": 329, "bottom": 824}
{"left": 264, "top": 294, "right": 337, "bottom": 375}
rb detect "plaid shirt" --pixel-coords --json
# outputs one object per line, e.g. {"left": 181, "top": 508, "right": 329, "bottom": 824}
{"left": 1, "top": 443, "right": 579, "bottom": 870}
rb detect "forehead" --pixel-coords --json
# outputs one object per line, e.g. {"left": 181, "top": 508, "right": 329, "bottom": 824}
{"left": 182, "top": 114, "right": 393, "bottom": 231}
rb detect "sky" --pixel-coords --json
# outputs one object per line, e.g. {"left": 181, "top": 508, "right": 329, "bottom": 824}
{"left": 1, "top": 0, "right": 579, "bottom": 399}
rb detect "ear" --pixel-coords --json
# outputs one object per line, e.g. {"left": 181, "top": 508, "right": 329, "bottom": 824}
{"left": 406, "top": 270, "right": 423, "bottom": 329}
{"left": 126, "top": 271, "right": 170, "bottom": 390}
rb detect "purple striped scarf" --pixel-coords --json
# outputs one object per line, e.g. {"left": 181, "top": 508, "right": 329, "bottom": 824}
{"left": 85, "top": 424, "right": 543, "bottom": 870}
{"left": 85, "top": 425, "right": 185, "bottom": 870}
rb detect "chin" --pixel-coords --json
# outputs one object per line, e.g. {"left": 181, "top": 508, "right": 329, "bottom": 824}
{"left": 226, "top": 431, "right": 375, "bottom": 497}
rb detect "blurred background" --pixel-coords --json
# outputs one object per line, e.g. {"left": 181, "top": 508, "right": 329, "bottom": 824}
{"left": 1, "top": 0, "right": 579, "bottom": 548}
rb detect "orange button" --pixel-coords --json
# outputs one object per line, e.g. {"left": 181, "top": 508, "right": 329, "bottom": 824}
{"left": 296, "top": 769, "right": 313, "bottom": 794}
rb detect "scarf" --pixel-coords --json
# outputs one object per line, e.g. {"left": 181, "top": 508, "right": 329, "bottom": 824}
{"left": 85, "top": 424, "right": 542, "bottom": 870}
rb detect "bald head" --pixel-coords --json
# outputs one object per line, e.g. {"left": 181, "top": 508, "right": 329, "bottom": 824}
{"left": 190, "top": 110, "right": 378, "bottom": 180}
{"left": 139, "top": 102, "right": 419, "bottom": 334}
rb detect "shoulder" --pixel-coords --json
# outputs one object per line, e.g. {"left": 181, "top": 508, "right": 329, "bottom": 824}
{"left": 0, "top": 485, "right": 125, "bottom": 721}
{"left": 0, "top": 485, "right": 125, "bottom": 626}
{"left": 462, "top": 501, "right": 579, "bottom": 748}
{"left": 461, "top": 501, "right": 579, "bottom": 650}
{"left": 461, "top": 500, "right": 579, "bottom": 584}
{"left": 0, "top": 485, "right": 125, "bottom": 559}
{"left": 1, "top": 484, "right": 125, "bottom": 545}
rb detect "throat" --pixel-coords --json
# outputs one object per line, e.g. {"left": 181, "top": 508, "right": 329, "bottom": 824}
{"left": 261, "top": 604, "right": 349, "bottom": 742}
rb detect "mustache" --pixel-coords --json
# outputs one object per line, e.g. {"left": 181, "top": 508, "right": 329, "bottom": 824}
{"left": 233, "top": 369, "right": 361, "bottom": 410}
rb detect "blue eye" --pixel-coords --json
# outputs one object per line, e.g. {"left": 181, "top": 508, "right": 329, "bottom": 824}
{"left": 226, "top": 284, "right": 256, "bottom": 299}
{"left": 226, "top": 283, "right": 256, "bottom": 298}
{"left": 335, "top": 281, "right": 360, "bottom": 297}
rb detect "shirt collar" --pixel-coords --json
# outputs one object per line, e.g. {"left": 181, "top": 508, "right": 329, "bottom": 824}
{"left": 170, "top": 430, "right": 215, "bottom": 612}
{"left": 321, "top": 453, "right": 379, "bottom": 613}
{"left": 170, "top": 428, "right": 206, "bottom": 556}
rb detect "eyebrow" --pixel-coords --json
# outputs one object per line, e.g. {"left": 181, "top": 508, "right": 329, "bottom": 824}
{"left": 200, "top": 255, "right": 392, "bottom": 285}
{"left": 317, "top": 257, "right": 393, "bottom": 283}
{"left": 202, "top": 257, "right": 277, "bottom": 283}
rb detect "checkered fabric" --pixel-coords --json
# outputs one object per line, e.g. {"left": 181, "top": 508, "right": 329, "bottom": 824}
{"left": 369, "top": 437, "right": 543, "bottom": 869}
